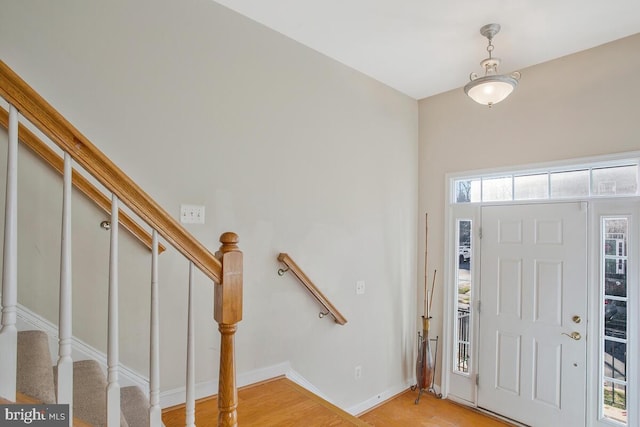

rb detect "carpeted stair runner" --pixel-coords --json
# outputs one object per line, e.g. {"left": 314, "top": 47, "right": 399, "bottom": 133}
{"left": 16, "top": 330, "right": 149, "bottom": 427}
{"left": 16, "top": 330, "right": 57, "bottom": 404}
{"left": 56, "top": 359, "right": 130, "bottom": 427}
{"left": 121, "top": 385, "right": 151, "bottom": 427}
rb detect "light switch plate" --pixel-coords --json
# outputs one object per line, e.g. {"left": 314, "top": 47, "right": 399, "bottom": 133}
{"left": 180, "top": 204, "right": 205, "bottom": 224}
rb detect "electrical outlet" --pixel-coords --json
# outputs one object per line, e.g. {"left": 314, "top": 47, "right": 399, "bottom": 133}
{"left": 354, "top": 365, "right": 362, "bottom": 380}
{"left": 356, "top": 280, "right": 365, "bottom": 295}
{"left": 180, "top": 204, "right": 205, "bottom": 224}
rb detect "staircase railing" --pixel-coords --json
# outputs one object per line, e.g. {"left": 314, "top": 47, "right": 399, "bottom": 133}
{"left": 0, "top": 106, "right": 166, "bottom": 253}
{"left": 0, "top": 60, "right": 242, "bottom": 427}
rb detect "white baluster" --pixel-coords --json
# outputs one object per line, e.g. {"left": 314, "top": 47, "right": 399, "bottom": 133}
{"left": 57, "top": 153, "right": 73, "bottom": 424}
{"left": 149, "top": 230, "right": 161, "bottom": 426}
{"left": 107, "top": 195, "right": 120, "bottom": 427}
{"left": 0, "top": 104, "right": 18, "bottom": 401}
{"left": 185, "top": 262, "right": 196, "bottom": 427}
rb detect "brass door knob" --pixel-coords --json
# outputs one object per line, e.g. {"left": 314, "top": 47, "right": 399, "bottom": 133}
{"left": 562, "top": 332, "right": 581, "bottom": 340}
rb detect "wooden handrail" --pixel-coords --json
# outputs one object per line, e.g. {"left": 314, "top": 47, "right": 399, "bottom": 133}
{"left": 0, "top": 60, "right": 221, "bottom": 282}
{"left": 0, "top": 106, "right": 166, "bottom": 254}
{"left": 277, "top": 253, "right": 347, "bottom": 325}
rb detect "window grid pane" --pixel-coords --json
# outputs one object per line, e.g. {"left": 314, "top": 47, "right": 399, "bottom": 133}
{"left": 514, "top": 173, "right": 549, "bottom": 200}
{"left": 482, "top": 177, "right": 512, "bottom": 202}
{"left": 550, "top": 169, "right": 590, "bottom": 198}
{"left": 603, "top": 381, "right": 627, "bottom": 424}
{"left": 592, "top": 165, "right": 638, "bottom": 196}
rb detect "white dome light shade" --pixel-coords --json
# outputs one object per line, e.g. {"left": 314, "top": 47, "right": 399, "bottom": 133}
{"left": 464, "top": 23, "right": 521, "bottom": 107}
{"left": 464, "top": 74, "right": 519, "bottom": 106}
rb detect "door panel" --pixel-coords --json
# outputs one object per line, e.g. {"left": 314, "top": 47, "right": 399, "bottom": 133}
{"left": 478, "top": 203, "right": 587, "bottom": 427}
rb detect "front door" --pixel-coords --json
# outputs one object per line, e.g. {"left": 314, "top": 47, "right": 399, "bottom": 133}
{"left": 477, "top": 203, "right": 587, "bottom": 426}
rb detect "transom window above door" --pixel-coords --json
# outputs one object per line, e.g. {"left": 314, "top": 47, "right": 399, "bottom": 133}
{"left": 452, "top": 158, "right": 639, "bottom": 204}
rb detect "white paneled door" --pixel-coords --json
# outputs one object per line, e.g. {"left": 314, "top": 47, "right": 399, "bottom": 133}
{"left": 478, "top": 203, "right": 587, "bottom": 427}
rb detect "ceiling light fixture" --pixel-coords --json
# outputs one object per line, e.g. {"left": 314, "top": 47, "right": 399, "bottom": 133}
{"left": 464, "top": 23, "right": 521, "bottom": 107}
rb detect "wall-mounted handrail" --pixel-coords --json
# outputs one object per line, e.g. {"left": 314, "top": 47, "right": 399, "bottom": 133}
{"left": 277, "top": 253, "right": 347, "bottom": 325}
{"left": 0, "top": 60, "right": 218, "bottom": 281}
{"left": 0, "top": 106, "right": 165, "bottom": 254}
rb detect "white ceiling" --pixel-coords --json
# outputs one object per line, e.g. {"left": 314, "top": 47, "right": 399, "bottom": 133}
{"left": 212, "top": 0, "right": 640, "bottom": 100}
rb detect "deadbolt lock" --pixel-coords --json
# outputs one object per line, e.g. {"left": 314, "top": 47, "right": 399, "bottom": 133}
{"left": 572, "top": 315, "right": 582, "bottom": 324}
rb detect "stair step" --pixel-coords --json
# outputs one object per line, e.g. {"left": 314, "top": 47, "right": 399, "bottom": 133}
{"left": 17, "top": 330, "right": 149, "bottom": 427}
{"left": 17, "top": 330, "right": 56, "bottom": 404}
{"left": 121, "top": 386, "right": 150, "bottom": 427}
{"left": 55, "top": 359, "right": 129, "bottom": 427}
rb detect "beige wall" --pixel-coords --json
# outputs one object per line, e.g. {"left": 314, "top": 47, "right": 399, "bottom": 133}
{"left": 419, "top": 33, "right": 640, "bottom": 381}
{"left": 0, "top": 0, "right": 418, "bottom": 410}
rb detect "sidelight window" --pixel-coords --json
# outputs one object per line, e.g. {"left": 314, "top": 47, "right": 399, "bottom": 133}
{"left": 454, "top": 219, "right": 472, "bottom": 374}
{"left": 601, "top": 217, "right": 628, "bottom": 425}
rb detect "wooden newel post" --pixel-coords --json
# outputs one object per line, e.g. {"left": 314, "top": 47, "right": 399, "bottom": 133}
{"left": 215, "top": 232, "right": 243, "bottom": 427}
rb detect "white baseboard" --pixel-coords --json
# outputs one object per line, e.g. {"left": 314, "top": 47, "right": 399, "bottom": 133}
{"left": 160, "top": 361, "right": 292, "bottom": 408}
{"left": 160, "top": 361, "right": 333, "bottom": 409}
{"left": 161, "top": 359, "right": 418, "bottom": 418}
{"left": 346, "top": 378, "right": 415, "bottom": 416}
{"left": 284, "top": 369, "right": 331, "bottom": 402}
{"left": 16, "top": 303, "right": 150, "bottom": 395}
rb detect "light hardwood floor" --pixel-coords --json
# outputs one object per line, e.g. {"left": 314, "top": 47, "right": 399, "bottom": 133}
{"left": 359, "top": 389, "right": 515, "bottom": 426}
{"left": 162, "top": 377, "right": 516, "bottom": 427}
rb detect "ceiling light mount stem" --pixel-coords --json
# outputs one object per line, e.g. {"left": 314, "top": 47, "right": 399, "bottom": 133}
{"left": 464, "top": 23, "right": 520, "bottom": 107}
{"left": 481, "top": 23, "right": 498, "bottom": 61}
